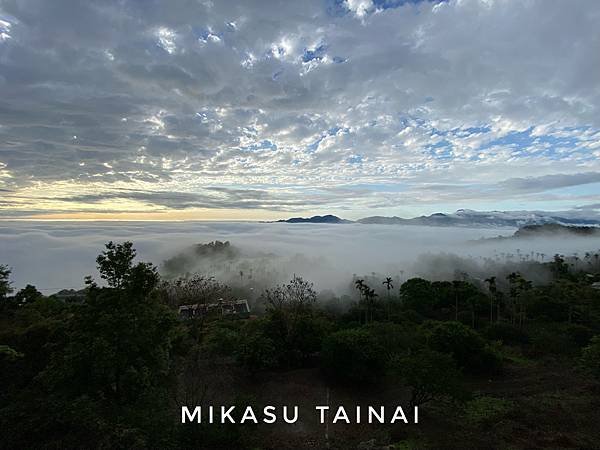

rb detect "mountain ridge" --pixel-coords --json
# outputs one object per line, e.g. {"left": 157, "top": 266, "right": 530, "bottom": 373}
{"left": 274, "top": 210, "right": 600, "bottom": 228}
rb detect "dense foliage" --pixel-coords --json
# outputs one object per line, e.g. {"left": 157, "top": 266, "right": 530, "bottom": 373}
{"left": 1, "top": 241, "right": 600, "bottom": 449}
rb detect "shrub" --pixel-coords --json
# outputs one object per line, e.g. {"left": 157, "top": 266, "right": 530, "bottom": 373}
{"left": 263, "top": 309, "right": 332, "bottom": 368}
{"left": 235, "top": 332, "right": 276, "bottom": 374}
{"left": 529, "top": 324, "right": 585, "bottom": 356}
{"left": 0, "top": 344, "right": 23, "bottom": 362}
{"left": 424, "top": 321, "right": 502, "bottom": 375}
{"left": 483, "top": 323, "right": 529, "bottom": 345}
{"left": 202, "top": 322, "right": 241, "bottom": 357}
{"left": 321, "top": 328, "right": 386, "bottom": 384}
{"left": 463, "top": 396, "right": 514, "bottom": 427}
{"left": 364, "top": 322, "right": 423, "bottom": 357}
{"left": 579, "top": 335, "right": 600, "bottom": 380}
{"left": 392, "top": 348, "right": 466, "bottom": 407}
{"left": 562, "top": 324, "right": 594, "bottom": 348}
{"left": 400, "top": 278, "right": 435, "bottom": 315}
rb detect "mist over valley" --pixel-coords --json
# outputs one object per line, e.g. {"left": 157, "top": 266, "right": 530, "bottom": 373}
{"left": 2, "top": 220, "right": 599, "bottom": 301}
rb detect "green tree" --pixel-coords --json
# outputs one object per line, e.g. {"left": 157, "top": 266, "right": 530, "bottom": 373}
{"left": 95, "top": 241, "right": 137, "bottom": 288}
{"left": 484, "top": 276, "right": 497, "bottom": 323}
{"left": 321, "top": 328, "right": 386, "bottom": 384}
{"left": 383, "top": 276, "right": 394, "bottom": 297}
{"left": 392, "top": 348, "right": 465, "bottom": 408}
{"left": 506, "top": 272, "right": 531, "bottom": 328}
{"left": 36, "top": 242, "right": 179, "bottom": 447}
{"left": 236, "top": 331, "right": 276, "bottom": 374}
{"left": 14, "top": 284, "right": 43, "bottom": 304}
{"left": 424, "top": 321, "right": 502, "bottom": 375}
{"left": 400, "top": 278, "right": 435, "bottom": 315}
{"left": 261, "top": 276, "right": 325, "bottom": 367}
{"left": 0, "top": 264, "right": 12, "bottom": 300}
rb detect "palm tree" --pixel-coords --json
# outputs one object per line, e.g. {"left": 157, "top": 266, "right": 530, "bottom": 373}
{"left": 365, "top": 287, "right": 378, "bottom": 323}
{"left": 484, "top": 276, "right": 497, "bottom": 323}
{"left": 355, "top": 279, "right": 366, "bottom": 323}
{"left": 452, "top": 280, "right": 461, "bottom": 321}
{"left": 355, "top": 279, "right": 365, "bottom": 301}
{"left": 383, "top": 276, "right": 394, "bottom": 319}
{"left": 506, "top": 272, "right": 531, "bottom": 328}
{"left": 383, "top": 277, "right": 394, "bottom": 299}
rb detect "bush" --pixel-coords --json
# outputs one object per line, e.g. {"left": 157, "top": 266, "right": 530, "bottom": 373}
{"left": 579, "top": 335, "right": 600, "bottom": 380}
{"left": 0, "top": 344, "right": 23, "bottom": 362}
{"left": 364, "top": 321, "right": 423, "bottom": 356}
{"left": 321, "top": 328, "right": 386, "bottom": 384}
{"left": 202, "top": 322, "right": 241, "bottom": 357}
{"left": 531, "top": 324, "right": 578, "bottom": 355}
{"left": 463, "top": 396, "right": 514, "bottom": 427}
{"left": 528, "top": 295, "right": 568, "bottom": 322}
{"left": 392, "top": 348, "right": 466, "bottom": 407}
{"left": 400, "top": 278, "right": 435, "bottom": 315}
{"left": 562, "top": 324, "right": 594, "bottom": 348}
{"left": 263, "top": 309, "right": 332, "bottom": 368}
{"left": 483, "top": 323, "right": 529, "bottom": 345}
{"left": 235, "top": 326, "right": 276, "bottom": 374}
{"left": 424, "top": 321, "right": 502, "bottom": 375}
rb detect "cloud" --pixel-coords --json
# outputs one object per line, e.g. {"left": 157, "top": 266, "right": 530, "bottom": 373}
{"left": 498, "top": 172, "right": 600, "bottom": 194}
{"left": 2, "top": 221, "right": 600, "bottom": 294}
{"left": 0, "top": 0, "right": 599, "bottom": 217}
{"left": 52, "top": 186, "right": 352, "bottom": 210}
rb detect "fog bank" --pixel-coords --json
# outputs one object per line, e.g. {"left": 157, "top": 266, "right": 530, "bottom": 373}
{"left": 1, "top": 221, "right": 599, "bottom": 294}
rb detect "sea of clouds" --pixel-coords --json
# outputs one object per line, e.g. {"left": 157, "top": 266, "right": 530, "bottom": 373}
{"left": 2, "top": 221, "right": 600, "bottom": 294}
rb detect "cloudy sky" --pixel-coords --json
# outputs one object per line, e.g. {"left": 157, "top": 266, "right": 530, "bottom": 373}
{"left": 1, "top": 0, "right": 599, "bottom": 220}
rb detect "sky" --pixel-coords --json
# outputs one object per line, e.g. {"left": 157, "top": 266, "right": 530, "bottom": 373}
{"left": 1, "top": 0, "right": 600, "bottom": 220}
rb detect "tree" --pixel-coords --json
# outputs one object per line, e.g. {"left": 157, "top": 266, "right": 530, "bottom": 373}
{"left": 549, "top": 254, "right": 570, "bottom": 280}
{"left": 38, "top": 242, "right": 177, "bottom": 446}
{"left": 484, "top": 276, "right": 497, "bottom": 323}
{"left": 321, "top": 328, "right": 386, "bottom": 384}
{"left": 452, "top": 280, "right": 461, "bottom": 320}
{"left": 392, "top": 348, "right": 465, "bottom": 408}
{"left": 0, "top": 264, "right": 12, "bottom": 300}
{"left": 236, "top": 331, "right": 276, "bottom": 374}
{"left": 364, "top": 286, "right": 378, "bottom": 323}
{"left": 424, "top": 321, "right": 502, "bottom": 375}
{"left": 14, "top": 284, "right": 43, "bottom": 304}
{"left": 95, "top": 241, "right": 137, "bottom": 288}
{"left": 400, "top": 278, "right": 435, "bottom": 316}
{"left": 506, "top": 272, "right": 532, "bottom": 328}
{"left": 261, "top": 276, "right": 321, "bottom": 367}
{"left": 383, "top": 277, "right": 394, "bottom": 319}
{"left": 163, "top": 275, "right": 230, "bottom": 307}
{"left": 263, "top": 275, "right": 317, "bottom": 312}
{"left": 355, "top": 279, "right": 366, "bottom": 322}
{"left": 160, "top": 275, "right": 231, "bottom": 339}
{"left": 383, "top": 277, "right": 394, "bottom": 298}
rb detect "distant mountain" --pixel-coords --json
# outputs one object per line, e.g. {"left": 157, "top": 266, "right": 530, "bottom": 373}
{"left": 358, "top": 209, "right": 600, "bottom": 228}
{"left": 274, "top": 209, "right": 600, "bottom": 227}
{"left": 275, "top": 214, "right": 351, "bottom": 224}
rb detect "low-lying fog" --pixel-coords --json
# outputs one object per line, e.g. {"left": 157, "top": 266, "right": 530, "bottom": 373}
{"left": 1, "top": 221, "right": 599, "bottom": 295}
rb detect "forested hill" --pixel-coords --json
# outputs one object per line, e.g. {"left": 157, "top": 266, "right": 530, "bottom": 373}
{"left": 514, "top": 224, "right": 600, "bottom": 238}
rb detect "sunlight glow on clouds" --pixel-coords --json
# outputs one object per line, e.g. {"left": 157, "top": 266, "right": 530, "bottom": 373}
{"left": 0, "top": 0, "right": 599, "bottom": 219}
